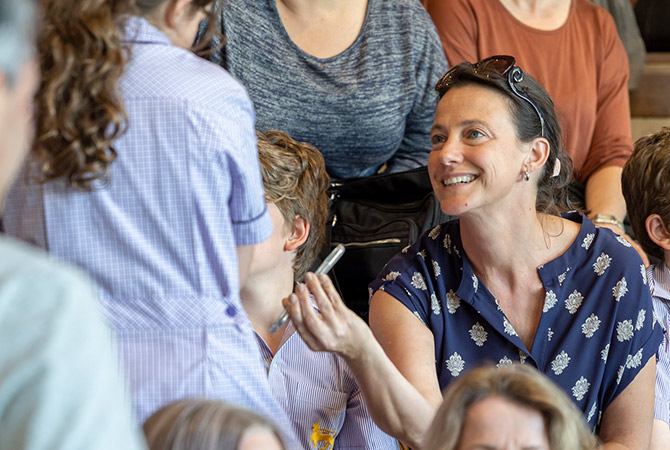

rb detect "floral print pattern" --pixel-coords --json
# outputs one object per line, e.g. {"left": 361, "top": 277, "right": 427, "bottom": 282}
{"left": 368, "top": 214, "right": 662, "bottom": 428}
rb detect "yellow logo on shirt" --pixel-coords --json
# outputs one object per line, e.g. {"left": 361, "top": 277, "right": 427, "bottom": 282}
{"left": 310, "top": 422, "right": 336, "bottom": 449}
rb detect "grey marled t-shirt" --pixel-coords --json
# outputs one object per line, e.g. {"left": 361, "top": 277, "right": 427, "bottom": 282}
{"left": 214, "top": 0, "right": 447, "bottom": 178}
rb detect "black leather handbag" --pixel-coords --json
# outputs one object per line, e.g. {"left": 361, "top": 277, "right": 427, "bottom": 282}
{"left": 324, "top": 166, "right": 452, "bottom": 321}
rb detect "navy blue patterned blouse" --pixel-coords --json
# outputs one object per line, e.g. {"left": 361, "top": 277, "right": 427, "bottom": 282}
{"left": 370, "top": 212, "right": 662, "bottom": 429}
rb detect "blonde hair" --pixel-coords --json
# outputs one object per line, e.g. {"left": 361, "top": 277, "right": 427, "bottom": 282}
{"left": 423, "top": 364, "right": 599, "bottom": 450}
{"left": 143, "top": 398, "right": 286, "bottom": 450}
{"left": 256, "top": 130, "right": 330, "bottom": 281}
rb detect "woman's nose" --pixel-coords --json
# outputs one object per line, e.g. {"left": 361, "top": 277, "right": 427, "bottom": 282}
{"left": 435, "top": 138, "right": 464, "bottom": 166}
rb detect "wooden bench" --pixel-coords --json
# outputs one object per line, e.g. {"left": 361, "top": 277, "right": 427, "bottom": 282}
{"left": 630, "top": 52, "right": 670, "bottom": 139}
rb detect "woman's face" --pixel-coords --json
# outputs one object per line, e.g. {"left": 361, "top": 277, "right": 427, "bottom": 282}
{"left": 428, "top": 84, "right": 530, "bottom": 218}
{"left": 456, "top": 396, "right": 550, "bottom": 450}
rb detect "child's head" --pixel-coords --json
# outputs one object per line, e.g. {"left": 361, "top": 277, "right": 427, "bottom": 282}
{"left": 143, "top": 399, "right": 285, "bottom": 450}
{"left": 256, "top": 130, "right": 330, "bottom": 281}
{"left": 622, "top": 127, "right": 670, "bottom": 263}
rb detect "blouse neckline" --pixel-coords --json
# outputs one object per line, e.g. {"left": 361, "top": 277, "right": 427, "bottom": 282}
{"left": 491, "top": 0, "right": 575, "bottom": 36}
{"left": 268, "top": 0, "right": 373, "bottom": 63}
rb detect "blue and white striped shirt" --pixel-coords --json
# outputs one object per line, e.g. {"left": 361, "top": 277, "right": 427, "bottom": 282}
{"left": 648, "top": 262, "right": 670, "bottom": 424}
{"left": 3, "top": 16, "right": 299, "bottom": 447}
{"left": 255, "top": 319, "right": 398, "bottom": 449}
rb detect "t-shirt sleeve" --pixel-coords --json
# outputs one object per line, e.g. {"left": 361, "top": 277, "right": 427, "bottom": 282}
{"left": 369, "top": 240, "right": 436, "bottom": 325}
{"left": 581, "top": 9, "right": 634, "bottom": 181}
{"left": 424, "top": 0, "right": 481, "bottom": 65}
{"left": 0, "top": 266, "right": 145, "bottom": 450}
{"left": 600, "top": 248, "right": 663, "bottom": 412}
{"left": 385, "top": 5, "right": 447, "bottom": 174}
{"left": 198, "top": 87, "right": 272, "bottom": 247}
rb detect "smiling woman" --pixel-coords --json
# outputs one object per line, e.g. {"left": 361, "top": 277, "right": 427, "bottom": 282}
{"left": 367, "top": 59, "right": 661, "bottom": 449}
{"left": 284, "top": 58, "right": 664, "bottom": 450}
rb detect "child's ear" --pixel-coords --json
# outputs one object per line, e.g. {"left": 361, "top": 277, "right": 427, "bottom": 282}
{"left": 645, "top": 214, "right": 670, "bottom": 250}
{"left": 285, "top": 215, "right": 310, "bottom": 251}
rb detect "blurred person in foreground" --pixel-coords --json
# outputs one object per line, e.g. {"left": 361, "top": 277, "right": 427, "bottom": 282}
{"left": 1, "top": 0, "right": 297, "bottom": 445}
{"left": 0, "top": 1, "right": 144, "bottom": 448}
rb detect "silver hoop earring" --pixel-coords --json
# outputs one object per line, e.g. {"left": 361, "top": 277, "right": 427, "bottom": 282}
{"left": 523, "top": 171, "right": 530, "bottom": 181}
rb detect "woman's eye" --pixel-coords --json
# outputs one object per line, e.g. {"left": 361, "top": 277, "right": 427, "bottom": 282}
{"left": 431, "top": 135, "right": 446, "bottom": 144}
{"left": 466, "top": 129, "right": 484, "bottom": 139}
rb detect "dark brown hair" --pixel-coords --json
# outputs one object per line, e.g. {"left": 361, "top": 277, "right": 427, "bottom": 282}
{"left": 435, "top": 61, "right": 574, "bottom": 217}
{"left": 622, "top": 127, "right": 670, "bottom": 260}
{"left": 143, "top": 398, "right": 286, "bottom": 450}
{"left": 257, "top": 130, "right": 330, "bottom": 281}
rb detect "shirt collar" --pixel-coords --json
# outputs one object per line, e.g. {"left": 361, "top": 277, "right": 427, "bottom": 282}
{"left": 651, "top": 262, "right": 670, "bottom": 303}
{"left": 455, "top": 211, "right": 590, "bottom": 303}
{"left": 122, "top": 15, "right": 173, "bottom": 46}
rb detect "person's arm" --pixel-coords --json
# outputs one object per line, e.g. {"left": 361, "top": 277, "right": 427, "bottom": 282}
{"left": 585, "top": 165, "right": 627, "bottom": 223}
{"left": 586, "top": 166, "right": 649, "bottom": 265}
{"left": 286, "top": 273, "right": 440, "bottom": 449}
{"left": 650, "top": 419, "right": 670, "bottom": 450}
{"left": 598, "top": 356, "right": 656, "bottom": 449}
{"left": 581, "top": 9, "right": 648, "bottom": 261}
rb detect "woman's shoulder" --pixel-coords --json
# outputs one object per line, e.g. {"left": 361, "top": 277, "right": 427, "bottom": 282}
{"left": 541, "top": 213, "right": 643, "bottom": 284}
{"left": 571, "top": 0, "right": 620, "bottom": 37}
{"left": 125, "top": 45, "right": 252, "bottom": 121}
{"left": 377, "top": 220, "right": 462, "bottom": 276}
{"left": 590, "top": 226, "right": 644, "bottom": 268}
{"left": 372, "top": 0, "right": 440, "bottom": 36}
{"left": 222, "top": 0, "right": 271, "bottom": 31}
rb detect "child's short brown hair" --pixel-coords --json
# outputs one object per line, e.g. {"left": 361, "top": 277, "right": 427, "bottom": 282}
{"left": 622, "top": 127, "right": 670, "bottom": 261}
{"left": 256, "top": 130, "right": 330, "bottom": 281}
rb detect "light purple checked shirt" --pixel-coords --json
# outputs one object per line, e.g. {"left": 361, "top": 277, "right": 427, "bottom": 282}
{"left": 3, "top": 16, "right": 299, "bottom": 447}
{"left": 255, "top": 315, "right": 399, "bottom": 450}
{"left": 648, "top": 262, "right": 670, "bottom": 425}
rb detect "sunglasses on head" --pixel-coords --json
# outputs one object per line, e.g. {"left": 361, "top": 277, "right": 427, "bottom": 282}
{"left": 435, "top": 55, "right": 546, "bottom": 138}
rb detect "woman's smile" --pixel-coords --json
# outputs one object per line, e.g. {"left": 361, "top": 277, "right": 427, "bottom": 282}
{"left": 441, "top": 174, "right": 478, "bottom": 186}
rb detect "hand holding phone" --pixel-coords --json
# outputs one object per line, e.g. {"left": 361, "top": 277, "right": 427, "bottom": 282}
{"left": 269, "top": 244, "right": 345, "bottom": 333}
